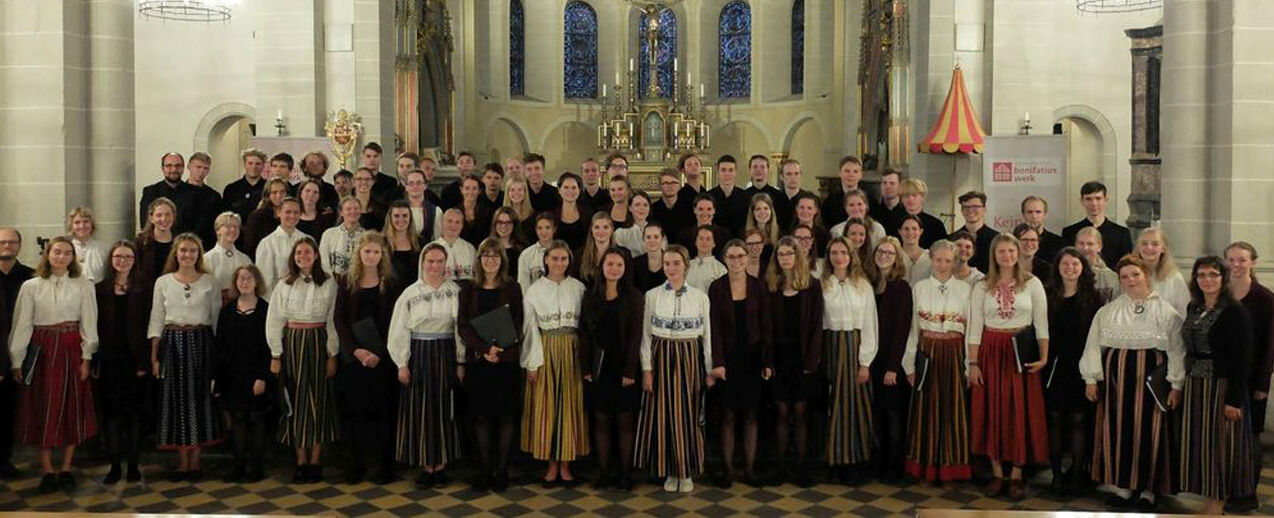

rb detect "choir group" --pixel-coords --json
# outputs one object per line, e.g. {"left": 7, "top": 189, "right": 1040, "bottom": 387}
{"left": 1, "top": 143, "right": 1270, "bottom": 516}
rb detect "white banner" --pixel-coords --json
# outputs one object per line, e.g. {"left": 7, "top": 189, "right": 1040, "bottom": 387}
{"left": 981, "top": 135, "right": 1068, "bottom": 234}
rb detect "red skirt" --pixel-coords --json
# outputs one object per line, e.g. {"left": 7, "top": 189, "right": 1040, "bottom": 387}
{"left": 970, "top": 329, "right": 1048, "bottom": 467}
{"left": 17, "top": 324, "right": 97, "bottom": 448}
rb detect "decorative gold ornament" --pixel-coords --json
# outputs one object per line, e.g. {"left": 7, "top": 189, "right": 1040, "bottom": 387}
{"left": 325, "top": 110, "right": 364, "bottom": 169}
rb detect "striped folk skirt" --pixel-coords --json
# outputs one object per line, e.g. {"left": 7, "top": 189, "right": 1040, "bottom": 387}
{"left": 1091, "top": 348, "right": 1175, "bottom": 494}
{"left": 1178, "top": 375, "right": 1257, "bottom": 500}
{"left": 396, "top": 334, "right": 459, "bottom": 466}
{"left": 635, "top": 337, "right": 705, "bottom": 478}
{"left": 521, "top": 329, "right": 589, "bottom": 462}
{"left": 970, "top": 329, "right": 1049, "bottom": 467}
{"left": 904, "top": 335, "right": 972, "bottom": 481}
{"left": 16, "top": 323, "right": 97, "bottom": 448}
{"left": 825, "top": 330, "right": 875, "bottom": 466}
{"left": 158, "top": 326, "right": 221, "bottom": 450}
{"left": 277, "top": 326, "right": 340, "bottom": 448}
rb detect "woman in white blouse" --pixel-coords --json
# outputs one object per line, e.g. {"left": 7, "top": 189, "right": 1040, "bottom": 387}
{"left": 1136, "top": 227, "right": 1188, "bottom": 316}
{"left": 829, "top": 190, "right": 886, "bottom": 246}
{"left": 147, "top": 233, "right": 222, "bottom": 481}
{"left": 686, "top": 225, "right": 727, "bottom": 292}
{"left": 8, "top": 236, "right": 98, "bottom": 493}
{"left": 430, "top": 209, "right": 476, "bottom": 282}
{"left": 635, "top": 244, "right": 715, "bottom": 493}
{"left": 256, "top": 198, "right": 310, "bottom": 296}
{"left": 901, "top": 240, "right": 973, "bottom": 483}
{"left": 1081, "top": 255, "right": 1184, "bottom": 510}
{"left": 819, "top": 236, "right": 879, "bottom": 485}
{"left": 967, "top": 234, "right": 1050, "bottom": 500}
{"left": 265, "top": 236, "right": 341, "bottom": 484}
{"left": 388, "top": 243, "right": 462, "bottom": 488}
{"left": 319, "top": 197, "right": 367, "bottom": 278}
{"left": 898, "top": 215, "right": 932, "bottom": 285}
{"left": 204, "top": 212, "right": 252, "bottom": 303}
{"left": 614, "top": 191, "right": 654, "bottom": 255}
{"left": 66, "top": 206, "right": 106, "bottom": 283}
{"left": 517, "top": 213, "right": 556, "bottom": 291}
{"left": 521, "top": 241, "right": 589, "bottom": 486}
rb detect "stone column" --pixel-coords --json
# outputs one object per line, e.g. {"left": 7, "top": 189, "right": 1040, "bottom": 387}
{"left": 88, "top": 0, "right": 135, "bottom": 240}
{"left": 1158, "top": 0, "right": 1208, "bottom": 258}
{"left": 354, "top": 0, "right": 396, "bottom": 150}
{"left": 1124, "top": 25, "right": 1160, "bottom": 235}
{"left": 254, "top": 0, "right": 323, "bottom": 137}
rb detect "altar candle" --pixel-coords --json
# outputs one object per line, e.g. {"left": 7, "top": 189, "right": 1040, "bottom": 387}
{"left": 674, "top": 58, "right": 679, "bottom": 72}
{"left": 629, "top": 59, "right": 634, "bottom": 72}
{"left": 277, "top": 108, "right": 284, "bottom": 120}
{"left": 699, "top": 84, "right": 705, "bottom": 97}
{"left": 602, "top": 84, "right": 607, "bottom": 97}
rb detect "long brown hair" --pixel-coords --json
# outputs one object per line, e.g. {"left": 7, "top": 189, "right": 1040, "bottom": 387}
{"left": 345, "top": 231, "right": 395, "bottom": 292}
{"left": 822, "top": 236, "right": 866, "bottom": 285}
{"left": 137, "top": 197, "right": 177, "bottom": 245}
{"left": 284, "top": 236, "right": 330, "bottom": 286}
{"left": 767, "top": 236, "right": 811, "bottom": 292}
{"left": 382, "top": 199, "right": 421, "bottom": 252}
{"left": 473, "top": 237, "right": 512, "bottom": 288}
{"left": 101, "top": 240, "right": 143, "bottom": 291}
{"left": 579, "top": 212, "right": 614, "bottom": 280}
{"left": 870, "top": 237, "right": 907, "bottom": 290}
{"left": 161, "top": 233, "right": 210, "bottom": 275}
{"left": 257, "top": 178, "right": 290, "bottom": 211}
{"left": 35, "top": 236, "right": 81, "bottom": 279}
{"left": 984, "top": 233, "right": 1032, "bottom": 290}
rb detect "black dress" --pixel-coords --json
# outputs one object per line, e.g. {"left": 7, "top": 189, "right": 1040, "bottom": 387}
{"left": 214, "top": 299, "right": 273, "bottom": 412}
{"left": 719, "top": 300, "right": 763, "bottom": 410}
{"left": 96, "top": 290, "right": 151, "bottom": 418}
{"left": 632, "top": 254, "right": 666, "bottom": 292}
{"left": 585, "top": 297, "right": 641, "bottom": 414}
{"left": 391, "top": 249, "right": 418, "bottom": 283}
{"left": 502, "top": 244, "right": 524, "bottom": 280}
{"left": 1046, "top": 294, "right": 1093, "bottom": 413}
{"left": 770, "top": 289, "right": 822, "bottom": 402}
{"left": 339, "top": 287, "right": 398, "bottom": 420}
{"left": 464, "top": 288, "right": 523, "bottom": 418}
{"left": 556, "top": 215, "right": 590, "bottom": 251}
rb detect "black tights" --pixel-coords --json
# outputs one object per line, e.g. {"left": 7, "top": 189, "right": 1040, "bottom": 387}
{"left": 473, "top": 416, "right": 516, "bottom": 475}
{"left": 344, "top": 413, "right": 396, "bottom": 472}
{"left": 228, "top": 410, "right": 268, "bottom": 467}
{"left": 1048, "top": 409, "right": 1090, "bottom": 482}
{"left": 592, "top": 412, "right": 634, "bottom": 478}
{"left": 873, "top": 401, "right": 908, "bottom": 478}
{"left": 721, "top": 409, "right": 758, "bottom": 477}
{"left": 775, "top": 402, "right": 809, "bottom": 473}
{"left": 106, "top": 414, "right": 142, "bottom": 468}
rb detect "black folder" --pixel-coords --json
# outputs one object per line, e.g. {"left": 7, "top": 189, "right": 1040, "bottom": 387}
{"left": 913, "top": 350, "right": 932, "bottom": 392}
{"left": 470, "top": 304, "right": 519, "bottom": 351}
{"left": 1145, "top": 363, "right": 1171, "bottom": 412}
{"left": 352, "top": 317, "right": 383, "bottom": 350}
{"left": 19, "top": 344, "right": 40, "bottom": 386}
{"left": 1011, "top": 326, "right": 1041, "bottom": 373}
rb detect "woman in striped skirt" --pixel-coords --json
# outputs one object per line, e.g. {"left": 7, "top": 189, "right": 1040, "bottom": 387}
{"left": 265, "top": 237, "right": 341, "bottom": 484}
{"left": 635, "top": 244, "right": 715, "bottom": 493}
{"left": 388, "top": 243, "right": 462, "bottom": 488}
{"left": 8, "top": 236, "right": 98, "bottom": 493}
{"left": 148, "top": 233, "right": 222, "bottom": 482}
{"left": 820, "top": 236, "right": 879, "bottom": 485}
{"left": 968, "top": 234, "right": 1051, "bottom": 500}
{"left": 902, "top": 240, "right": 972, "bottom": 483}
{"left": 1176, "top": 256, "right": 1257, "bottom": 514}
{"left": 1081, "top": 255, "right": 1184, "bottom": 511}
{"left": 521, "top": 240, "right": 589, "bottom": 486}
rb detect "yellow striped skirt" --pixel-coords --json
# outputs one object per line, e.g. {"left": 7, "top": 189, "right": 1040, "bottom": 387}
{"left": 520, "top": 329, "right": 590, "bottom": 461}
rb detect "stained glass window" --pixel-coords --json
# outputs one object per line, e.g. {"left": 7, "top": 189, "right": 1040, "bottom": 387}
{"left": 718, "top": 1, "right": 751, "bottom": 99}
{"left": 564, "top": 1, "right": 598, "bottom": 99}
{"left": 792, "top": 0, "right": 804, "bottom": 95}
{"left": 639, "top": 7, "right": 677, "bottom": 99}
{"left": 510, "top": 0, "right": 525, "bottom": 96}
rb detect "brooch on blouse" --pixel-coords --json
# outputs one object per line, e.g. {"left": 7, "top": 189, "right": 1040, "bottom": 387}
{"left": 1134, "top": 303, "right": 1145, "bottom": 314}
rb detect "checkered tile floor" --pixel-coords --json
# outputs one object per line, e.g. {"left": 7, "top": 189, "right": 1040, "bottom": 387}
{"left": 1, "top": 459, "right": 1273, "bottom": 517}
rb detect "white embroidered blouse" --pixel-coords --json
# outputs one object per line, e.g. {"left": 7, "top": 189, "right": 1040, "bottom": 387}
{"left": 902, "top": 276, "right": 971, "bottom": 375}
{"left": 821, "top": 276, "right": 879, "bottom": 367}
{"left": 966, "top": 276, "right": 1049, "bottom": 346}
{"left": 264, "top": 276, "right": 339, "bottom": 357}
{"left": 387, "top": 279, "right": 462, "bottom": 368}
{"left": 640, "top": 282, "right": 713, "bottom": 371}
{"left": 1080, "top": 292, "right": 1185, "bottom": 389}
{"left": 147, "top": 273, "right": 221, "bottom": 338}
{"left": 204, "top": 243, "right": 252, "bottom": 293}
{"left": 8, "top": 274, "right": 98, "bottom": 367}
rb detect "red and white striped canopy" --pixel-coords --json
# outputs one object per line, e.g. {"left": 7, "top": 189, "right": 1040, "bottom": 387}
{"left": 918, "top": 66, "right": 987, "bottom": 154}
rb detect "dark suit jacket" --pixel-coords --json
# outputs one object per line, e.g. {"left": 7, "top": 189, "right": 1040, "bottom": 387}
{"left": 457, "top": 283, "right": 525, "bottom": 364}
{"left": 709, "top": 275, "right": 774, "bottom": 369}
{"left": 190, "top": 184, "right": 223, "bottom": 250}
{"left": 139, "top": 180, "right": 197, "bottom": 234}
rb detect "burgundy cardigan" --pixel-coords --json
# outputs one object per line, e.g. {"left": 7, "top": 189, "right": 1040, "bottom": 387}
{"left": 334, "top": 280, "right": 403, "bottom": 362}
{"left": 708, "top": 274, "right": 774, "bottom": 369}
{"left": 872, "top": 279, "right": 914, "bottom": 374}
{"left": 769, "top": 278, "right": 825, "bottom": 373}
{"left": 457, "top": 282, "right": 525, "bottom": 364}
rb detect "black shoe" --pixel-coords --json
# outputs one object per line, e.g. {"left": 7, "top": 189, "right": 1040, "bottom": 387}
{"left": 167, "top": 470, "right": 186, "bottom": 483}
{"left": 344, "top": 465, "right": 365, "bottom": 485}
{"left": 58, "top": 471, "right": 75, "bottom": 492}
{"left": 416, "top": 471, "right": 433, "bottom": 489}
{"left": 540, "top": 475, "right": 559, "bottom": 489}
{"left": 432, "top": 470, "right": 449, "bottom": 487}
{"left": 126, "top": 464, "right": 142, "bottom": 483}
{"left": 491, "top": 471, "right": 510, "bottom": 492}
{"left": 374, "top": 468, "right": 396, "bottom": 485}
{"left": 1104, "top": 494, "right": 1132, "bottom": 510}
{"left": 186, "top": 470, "right": 203, "bottom": 483}
{"left": 742, "top": 473, "right": 764, "bottom": 488}
{"left": 293, "top": 465, "right": 308, "bottom": 484}
{"left": 104, "top": 464, "right": 123, "bottom": 485}
{"left": 0, "top": 461, "right": 21, "bottom": 480}
{"left": 714, "top": 472, "right": 733, "bottom": 489}
{"left": 224, "top": 465, "right": 245, "bottom": 484}
{"left": 38, "top": 473, "right": 58, "bottom": 494}
{"left": 244, "top": 464, "right": 264, "bottom": 483}
{"left": 1225, "top": 495, "right": 1260, "bottom": 514}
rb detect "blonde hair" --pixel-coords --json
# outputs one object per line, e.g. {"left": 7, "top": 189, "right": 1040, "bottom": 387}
{"left": 503, "top": 176, "right": 534, "bottom": 221}
{"left": 1136, "top": 227, "right": 1180, "bottom": 281}
{"left": 766, "top": 236, "right": 811, "bottom": 292}
{"left": 161, "top": 232, "right": 210, "bottom": 275}
{"left": 345, "top": 231, "right": 395, "bottom": 291}
{"left": 35, "top": 236, "right": 81, "bottom": 279}
{"left": 65, "top": 206, "right": 96, "bottom": 236}
{"left": 745, "top": 193, "right": 780, "bottom": 245}
{"left": 899, "top": 178, "right": 928, "bottom": 197}
{"left": 138, "top": 197, "right": 177, "bottom": 245}
{"left": 822, "top": 236, "right": 866, "bottom": 285}
{"left": 382, "top": 201, "right": 421, "bottom": 252}
{"left": 983, "top": 233, "right": 1032, "bottom": 290}
{"left": 213, "top": 211, "right": 242, "bottom": 233}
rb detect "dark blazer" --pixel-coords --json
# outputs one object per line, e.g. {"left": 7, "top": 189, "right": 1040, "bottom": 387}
{"left": 962, "top": 224, "right": 1001, "bottom": 274}
{"left": 1242, "top": 281, "right": 1274, "bottom": 395}
{"left": 95, "top": 280, "right": 152, "bottom": 373}
{"left": 457, "top": 282, "right": 525, "bottom": 364}
{"left": 370, "top": 171, "right": 400, "bottom": 201}
{"left": 873, "top": 280, "right": 913, "bottom": 374}
{"left": 1185, "top": 302, "right": 1254, "bottom": 408}
{"left": 528, "top": 183, "right": 562, "bottom": 214}
{"left": 1038, "top": 229, "right": 1065, "bottom": 263}
{"left": 139, "top": 179, "right": 197, "bottom": 234}
{"left": 334, "top": 280, "right": 403, "bottom": 363}
{"left": 770, "top": 278, "right": 825, "bottom": 373}
{"left": 708, "top": 185, "right": 751, "bottom": 237}
{"left": 708, "top": 275, "right": 774, "bottom": 369}
{"left": 221, "top": 176, "right": 265, "bottom": 223}
{"left": 579, "top": 286, "right": 644, "bottom": 380}
{"left": 189, "top": 183, "right": 223, "bottom": 250}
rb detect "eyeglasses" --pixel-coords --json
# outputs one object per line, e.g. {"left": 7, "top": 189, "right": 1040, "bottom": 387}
{"left": 660, "top": 180, "right": 680, "bottom": 185}
{"left": 1196, "top": 271, "right": 1223, "bottom": 279}
{"left": 724, "top": 253, "right": 748, "bottom": 260}
{"left": 745, "top": 241, "right": 764, "bottom": 247}
{"left": 496, "top": 220, "right": 514, "bottom": 226}
{"left": 480, "top": 253, "right": 503, "bottom": 259}
{"left": 111, "top": 254, "right": 135, "bottom": 260}
{"left": 776, "top": 250, "right": 797, "bottom": 257}
{"left": 1018, "top": 237, "right": 1039, "bottom": 243}
{"left": 794, "top": 235, "right": 813, "bottom": 242}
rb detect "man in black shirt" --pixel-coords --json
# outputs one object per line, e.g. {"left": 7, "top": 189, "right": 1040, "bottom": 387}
{"left": 440, "top": 151, "right": 477, "bottom": 210}
{"left": 579, "top": 157, "right": 609, "bottom": 211}
{"left": 0, "top": 227, "right": 33, "bottom": 478}
{"left": 363, "top": 142, "right": 398, "bottom": 201}
{"left": 185, "top": 152, "right": 223, "bottom": 249}
{"left": 956, "top": 190, "right": 1000, "bottom": 273}
{"left": 478, "top": 162, "right": 506, "bottom": 212}
{"left": 524, "top": 153, "right": 561, "bottom": 213}
{"left": 138, "top": 152, "right": 197, "bottom": 234}
{"left": 871, "top": 168, "right": 904, "bottom": 234}
{"left": 745, "top": 154, "right": 784, "bottom": 223}
{"left": 821, "top": 155, "right": 880, "bottom": 229}
{"left": 1021, "top": 196, "right": 1064, "bottom": 263}
{"left": 708, "top": 155, "right": 750, "bottom": 237}
{"left": 774, "top": 158, "right": 814, "bottom": 232}
{"left": 676, "top": 153, "right": 708, "bottom": 201}
{"left": 651, "top": 167, "right": 693, "bottom": 240}
{"left": 1062, "top": 181, "right": 1134, "bottom": 269}
{"left": 888, "top": 178, "right": 947, "bottom": 248}
{"left": 221, "top": 148, "right": 267, "bottom": 225}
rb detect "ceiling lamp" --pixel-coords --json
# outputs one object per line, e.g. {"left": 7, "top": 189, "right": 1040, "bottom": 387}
{"left": 137, "top": 0, "right": 237, "bottom": 22}
{"left": 1075, "top": 0, "right": 1162, "bottom": 14}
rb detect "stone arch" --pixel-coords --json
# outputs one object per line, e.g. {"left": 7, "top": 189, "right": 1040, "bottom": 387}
{"left": 780, "top": 113, "right": 826, "bottom": 152}
{"left": 482, "top": 116, "right": 532, "bottom": 163}
{"left": 192, "top": 102, "right": 256, "bottom": 153}
{"left": 1053, "top": 104, "right": 1120, "bottom": 218}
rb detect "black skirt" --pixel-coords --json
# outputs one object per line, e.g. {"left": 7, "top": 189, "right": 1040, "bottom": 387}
{"left": 587, "top": 359, "right": 641, "bottom": 415}
{"left": 717, "top": 301, "right": 762, "bottom": 411}
{"left": 770, "top": 338, "right": 821, "bottom": 402}
{"left": 339, "top": 359, "right": 398, "bottom": 420}
{"left": 466, "top": 361, "right": 523, "bottom": 418}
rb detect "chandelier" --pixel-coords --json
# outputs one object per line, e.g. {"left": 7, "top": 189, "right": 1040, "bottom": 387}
{"left": 1075, "top": 0, "right": 1161, "bottom": 13}
{"left": 137, "top": 0, "right": 237, "bottom": 22}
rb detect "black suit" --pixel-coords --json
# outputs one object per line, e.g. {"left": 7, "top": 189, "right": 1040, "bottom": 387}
{"left": 189, "top": 184, "right": 222, "bottom": 249}
{"left": 221, "top": 176, "right": 265, "bottom": 223}
{"left": 370, "top": 172, "right": 399, "bottom": 201}
{"left": 1061, "top": 217, "right": 1134, "bottom": 269}
{"left": 651, "top": 194, "right": 694, "bottom": 241}
{"left": 0, "top": 262, "right": 33, "bottom": 468}
{"left": 581, "top": 186, "right": 610, "bottom": 213}
{"left": 1037, "top": 229, "right": 1065, "bottom": 263}
{"left": 138, "top": 180, "right": 197, "bottom": 234}
{"left": 709, "top": 185, "right": 751, "bottom": 237}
